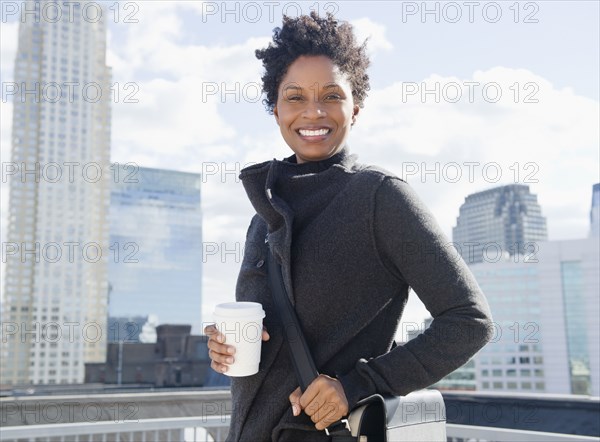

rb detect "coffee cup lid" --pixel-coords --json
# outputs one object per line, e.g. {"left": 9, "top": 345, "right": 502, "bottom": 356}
{"left": 214, "top": 302, "right": 265, "bottom": 318}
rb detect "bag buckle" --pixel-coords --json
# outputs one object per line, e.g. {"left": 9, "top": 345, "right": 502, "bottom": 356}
{"left": 324, "top": 418, "right": 351, "bottom": 436}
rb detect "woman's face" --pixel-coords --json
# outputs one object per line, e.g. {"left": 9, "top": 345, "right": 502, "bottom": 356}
{"left": 273, "top": 55, "right": 359, "bottom": 164}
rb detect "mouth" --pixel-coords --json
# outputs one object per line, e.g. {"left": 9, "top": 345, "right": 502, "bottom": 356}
{"left": 296, "top": 127, "right": 331, "bottom": 141}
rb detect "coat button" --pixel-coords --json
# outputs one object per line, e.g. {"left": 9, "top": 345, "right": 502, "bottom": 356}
{"left": 256, "top": 259, "right": 265, "bottom": 268}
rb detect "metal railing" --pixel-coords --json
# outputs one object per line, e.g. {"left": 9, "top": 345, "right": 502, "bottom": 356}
{"left": 2, "top": 389, "right": 598, "bottom": 442}
{"left": 3, "top": 418, "right": 600, "bottom": 442}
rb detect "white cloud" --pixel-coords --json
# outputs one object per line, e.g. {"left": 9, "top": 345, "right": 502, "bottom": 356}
{"left": 350, "top": 17, "right": 393, "bottom": 55}
{"left": 351, "top": 66, "right": 599, "bottom": 241}
{"left": 111, "top": 76, "right": 237, "bottom": 162}
{"left": 0, "top": 22, "right": 18, "bottom": 82}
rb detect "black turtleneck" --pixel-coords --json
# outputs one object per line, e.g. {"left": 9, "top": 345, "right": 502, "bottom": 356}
{"left": 272, "top": 147, "right": 356, "bottom": 238}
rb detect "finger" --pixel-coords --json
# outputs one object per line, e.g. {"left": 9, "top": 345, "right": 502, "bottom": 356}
{"left": 299, "top": 381, "right": 320, "bottom": 410}
{"left": 210, "top": 360, "right": 229, "bottom": 374}
{"left": 307, "top": 396, "right": 338, "bottom": 424}
{"left": 315, "top": 405, "right": 339, "bottom": 431}
{"left": 205, "top": 325, "right": 227, "bottom": 344}
{"left": 305, "top": 391, "right": 327, "bottom": 418}
{"left": 207, "top": 340, "right": 236, "bottom": 360}
{"left": 262, "top": 329, "right": 270, "bottom": 341}
{"left": 288, "top": 386, "right": 301, "bottom": 401}
{"left": 204, "top": 324, "right": 216, "bottom": 334}
{"left": 289, "top": 387, "right": 302, "bottom": 416}
{"left": 209, "top": 348, "right": 235, "bottom": 366}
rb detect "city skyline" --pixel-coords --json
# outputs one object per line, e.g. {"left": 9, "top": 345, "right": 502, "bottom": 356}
{"left": 1, "top": 2, "right": 598, "bottom": 332}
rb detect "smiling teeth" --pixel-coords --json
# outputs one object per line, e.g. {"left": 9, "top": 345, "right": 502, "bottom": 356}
{"left": 299, "top": 128, "right": 329, "bottom": 136}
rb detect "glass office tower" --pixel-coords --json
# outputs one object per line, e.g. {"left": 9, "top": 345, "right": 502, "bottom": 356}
{"left": 107, "top": 165, "right": 203, "bottom": 342}
{"left": 453, "top": 184, "right": 548, "bottom": 264}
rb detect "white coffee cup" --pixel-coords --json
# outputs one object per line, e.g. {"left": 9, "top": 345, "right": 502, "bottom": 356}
{"left": 213, "top": 302, "right": 265, "bottom": 377}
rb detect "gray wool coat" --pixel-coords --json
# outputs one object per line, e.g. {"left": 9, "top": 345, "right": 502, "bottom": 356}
{"left": 225, "top": 146, "right": 493, "bottom": 441}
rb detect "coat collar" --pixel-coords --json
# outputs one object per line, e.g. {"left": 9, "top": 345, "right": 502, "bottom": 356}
{"left": 239, "top": 145, "right": 358, "bottom": 228}
{"left": 239, "top": 145, "right": 359, "bottom": 302}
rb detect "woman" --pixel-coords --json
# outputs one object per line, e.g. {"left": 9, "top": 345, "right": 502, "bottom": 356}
{"left": 205, "top": 12, "right": 493, "bottom": 441}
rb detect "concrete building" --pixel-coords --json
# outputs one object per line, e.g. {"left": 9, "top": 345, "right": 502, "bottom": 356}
{"left": 590, "top": 183, "right": 599, "bottom": 237}
{"left": 1, "top": 1, "right": 112, "bottom": 385}
{"left": 107, "top": 165, "right": 203, "bottom": 338}
{"left": 453, "top": 185, "right": 547, "bottom": 264}
{"left": 84, "top": 324, "right": 227, "bottom": 388}
{"left": 470, "top": 238, "right": 599, "bottom": 395}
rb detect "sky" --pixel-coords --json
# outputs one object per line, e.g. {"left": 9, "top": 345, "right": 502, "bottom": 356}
{"left": 1, "top": 1, "right": 599, "bottom": 333}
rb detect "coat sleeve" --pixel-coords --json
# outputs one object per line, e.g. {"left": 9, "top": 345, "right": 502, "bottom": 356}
{"left": 336, "top": 176, "right": 494, "bottom": 410}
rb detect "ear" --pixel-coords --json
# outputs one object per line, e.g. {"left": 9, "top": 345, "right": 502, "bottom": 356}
{"left": 351, "top": 104, "right": 359, "bottom": 126}
{"left": 273, "top": 104, "right": 280, "bottom": 126}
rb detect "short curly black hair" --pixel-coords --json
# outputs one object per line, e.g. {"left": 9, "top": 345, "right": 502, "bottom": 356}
{"left": 255, "top": 11, "right": 371, "bottom": 114}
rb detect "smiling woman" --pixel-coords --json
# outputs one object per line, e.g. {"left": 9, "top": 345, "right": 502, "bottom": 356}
{"left": 204, "top": 11, "right": 494, "bottom": 442}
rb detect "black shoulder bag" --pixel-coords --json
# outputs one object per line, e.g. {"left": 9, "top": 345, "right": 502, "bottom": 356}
{"left": 266, "top": 240, "right": 446, "bottom": 442}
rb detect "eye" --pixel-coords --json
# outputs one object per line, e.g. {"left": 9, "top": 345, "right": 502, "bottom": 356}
{"left": 325, "top": 93, "right": 342, "bottom": 101}
{"left": 286, "top": 94, "right": 303, "bottom": 102}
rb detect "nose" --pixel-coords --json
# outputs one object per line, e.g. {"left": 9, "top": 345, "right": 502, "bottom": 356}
{"left": 302, "top": 99, "right": 326, "bottom": 118}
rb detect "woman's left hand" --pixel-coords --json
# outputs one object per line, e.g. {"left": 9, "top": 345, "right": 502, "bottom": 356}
{"left": 288, "top": 374, "right": 349, "bottom": 431}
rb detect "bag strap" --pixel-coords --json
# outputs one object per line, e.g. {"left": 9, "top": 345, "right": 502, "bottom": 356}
{"left": 266, "top": 235, "right": 355, "bottom": 440}
{"left": 266, "top": 236, "right": 319, "bottom": 391}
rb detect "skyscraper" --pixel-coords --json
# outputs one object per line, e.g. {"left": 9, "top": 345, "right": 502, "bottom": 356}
{"left": 107, "top": 165, "right": 203, "bottom": 342}
{"left": 1, "top": 1, "right": 112, "bottom": 385}
{"left": 590, "top": 183, "right": 599, "bottom": 237}
{"left": 469, "top": 238, "right": 599, "bottom": 396}
{"left": 453, "top": 184, "right": 548, "bottom": 264}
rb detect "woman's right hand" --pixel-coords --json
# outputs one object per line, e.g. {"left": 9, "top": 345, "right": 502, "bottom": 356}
{"left": 204, "top": 324, "right": 270, "bottom": 373}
